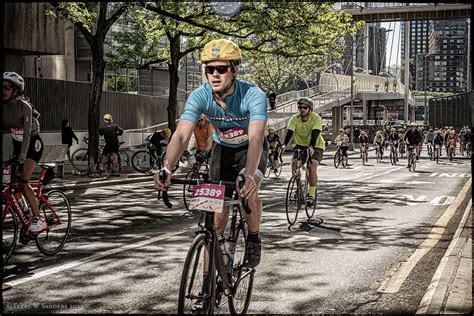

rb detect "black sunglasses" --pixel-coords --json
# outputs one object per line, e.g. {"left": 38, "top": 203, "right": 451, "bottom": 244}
{"left": 298, "top": 105, "right": 309, "bottom": 110}
{"left": 205, "top": 65, "right": 232, "bottom": 75}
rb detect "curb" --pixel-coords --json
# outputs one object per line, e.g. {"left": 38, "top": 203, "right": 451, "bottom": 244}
{"left": 416, "top": 196, "right": 472, "bottom": 314}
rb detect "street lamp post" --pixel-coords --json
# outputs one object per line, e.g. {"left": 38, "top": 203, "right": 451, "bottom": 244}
{"left": 320, "top": 63, "right": 342, "bottom": 92}
{"left": 424, "top": 54, "right": 428, "bottom": 126}
{"left": 350, "top": 35, "right": 355, "bottom": 151}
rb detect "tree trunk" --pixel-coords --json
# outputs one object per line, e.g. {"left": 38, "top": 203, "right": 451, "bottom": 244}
{"left": 88, "top": 41, "right": 106, "bottom": 175}
{"left": 167, "top": 36, "right": 181, "bottom": 132}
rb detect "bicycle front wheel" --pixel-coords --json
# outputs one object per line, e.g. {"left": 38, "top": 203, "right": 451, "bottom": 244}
{"left": 35, "top": 190, "right": 72, "bottom": 256}
{"left": 229, "top": 223, "right": 254, "bottom": 315}
{"left": 119, "top": 150, "right": 131, "bottom": 171}
{"left": 131, "top": 150, "right": 154, "bottom": 173}
{"left": 333, "top": 152, "right": 340, "bottom": 168}
{"left": 306, "top": 190, "right": 317, "bottom": 219}
{"left": 274, "top": 162, "right": 283, "bottom": 177}
{"left": 178, "top": 233, "right": 215, "bottom": 315}
{"left": 285, "top": 175, "right": 300, "bottom": 226}
{"left": 70, "top": 148, "right": 89, "bottom": 173}
{"left": 183, "top": 170, "right": 197, "bottom": 211}
{"left": 2, "top": 207, "right": 18, "bottom": 265}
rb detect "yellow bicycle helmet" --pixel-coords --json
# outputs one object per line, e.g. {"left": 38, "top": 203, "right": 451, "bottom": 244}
{"left": 200, "top": 39, "right": 242, "bottom": 64}
{"left": 268, "top": 127, "right": 276, "bottom": 134}
{"left": 103, "top": 113, "right": 113, "bottom": 121}
{"left": 163, "top": 128, "right": 172, "bottom": 139}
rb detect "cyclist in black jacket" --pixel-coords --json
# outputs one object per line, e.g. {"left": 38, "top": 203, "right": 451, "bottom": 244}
{"left": 404, "top": 122, "right": 423, "bottom": 160}
{"left": 99, "top": 113, "right": 123, "bottom": 172}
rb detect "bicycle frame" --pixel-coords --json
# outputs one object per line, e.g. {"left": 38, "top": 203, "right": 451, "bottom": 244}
{"left": 2, "top": 165, "right": 62, "bottom": 238}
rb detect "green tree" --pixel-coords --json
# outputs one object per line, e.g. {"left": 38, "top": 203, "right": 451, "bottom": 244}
{"left": 48, "top": 2, "right": 131, "bottom": 174}
{"left": 107, "top": 1, "right": 361, "bottom": 130}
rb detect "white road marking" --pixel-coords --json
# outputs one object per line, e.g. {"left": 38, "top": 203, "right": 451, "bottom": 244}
{"left": 377, "top": 178, "right": 472, "bottom": 294}
{"left": 355, "top": 166, "right": 404, "bottom": 182}
{"left": 3, "top": 231, "right": 182, "bottom": 288}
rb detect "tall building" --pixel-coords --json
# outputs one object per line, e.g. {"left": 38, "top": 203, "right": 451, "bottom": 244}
{"left": 342, "top": 23, "right": 389, "bottom": 76}
{"left": 402, "top": 19, "right": 469, "bottom": 93}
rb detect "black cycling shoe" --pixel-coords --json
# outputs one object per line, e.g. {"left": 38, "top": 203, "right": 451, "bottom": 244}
{"left": 244, "top": 237, "right": 261, "bottom": 268}
{"left": 306, "top": 197, "right": 315, "bottom": 207}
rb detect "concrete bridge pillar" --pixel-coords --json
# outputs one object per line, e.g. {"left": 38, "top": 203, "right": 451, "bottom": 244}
{"left": 332, "top": 106, "right": 343, "bottom": 138}
{"left": 362, "top": 100, "right": 368, "bottom": 125}
{"left": 411, "top": 108, "right": 416, "bottom": 123}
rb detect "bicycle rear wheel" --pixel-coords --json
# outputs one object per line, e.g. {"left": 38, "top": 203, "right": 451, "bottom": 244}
{"left": 285, "top": 175, "right": 300, "bottom": 226}
{"left": 70, "top": 148, "right": 89, "bottom": 173}
{"left": 2, "top": 207, "right": 18, "bottom": 265}
{"left": 178, "top": 233, "right": 215, "bottom": 315}
{"left": 228, "top": 223, "right": 254, "bottom": 315}
{"left": 342, "top": 154, "right": 348, "bottom": 168}
{"left": 131, "top": 150, "right": 154, "bottom": 173}
{"left": 35, "top": 190, "right": 72, "bottom": 256}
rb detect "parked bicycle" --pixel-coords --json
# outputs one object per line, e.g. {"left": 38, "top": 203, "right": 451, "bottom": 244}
{"left": 285, "top": 148, "right": 320, "bottom": 227}
{"left": 131, "top": 134, "right": 182, "bottom": 173}
{"left": 264, "top": 147, "right": 283, "bottom": 178}
{"left": 407, "top": 145, "right": 416, "bottom": 172}
{"left": 71, "top": 137, "right": 131, "bottom": 174}
{"left": 183, "top": 151, "right": 210, "bottom": 212}
{"left": 158, "top": 172, "right": 255, "bottom": 314}
{"left": 333, "top": 142, "right": 348, "bottom": 168}
{"left": 2, "top": 160, "right": 72, "bottom": 265}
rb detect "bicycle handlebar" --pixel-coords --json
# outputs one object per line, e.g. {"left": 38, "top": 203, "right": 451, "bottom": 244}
{"left": 157, "top": 171, "right": 251, "bottom": 213}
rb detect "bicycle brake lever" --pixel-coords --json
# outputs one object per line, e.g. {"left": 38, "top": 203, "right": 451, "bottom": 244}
{"left": 237, "top": 174, "right": 252, "bottom": 214}
{"left": 159, "top": 170, "right": 173, "bottom": 208}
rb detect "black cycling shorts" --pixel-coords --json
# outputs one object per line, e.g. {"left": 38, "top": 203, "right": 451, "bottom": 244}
{"left": 102, "top": 143, "right": 120, "bottom": 155}
{"left": 13, "top": 134, "right": 44, "bottom": 163}
{"left": 209, "top": 140, "right": 268, "bottom": 198}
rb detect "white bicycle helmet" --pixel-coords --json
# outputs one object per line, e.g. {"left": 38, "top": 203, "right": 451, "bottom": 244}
{"left": 4, "top": 72, "right": 25, "bottom": 92}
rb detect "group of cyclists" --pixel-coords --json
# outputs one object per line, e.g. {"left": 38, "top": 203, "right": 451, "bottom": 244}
{"left": 356, "top": 124, "right": 472, "bottom": 164}
{"left": 4, "top": 38, "right": 472, "bottom": 274}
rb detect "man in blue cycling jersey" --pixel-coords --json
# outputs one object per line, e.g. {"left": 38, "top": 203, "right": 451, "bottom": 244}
{"left": 154, "top": 39, "right": 268, "bottom": 268}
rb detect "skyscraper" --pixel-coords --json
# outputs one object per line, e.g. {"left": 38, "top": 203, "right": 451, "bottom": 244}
{"left": 402, "top": 19, "right": 469, "bottom": 93}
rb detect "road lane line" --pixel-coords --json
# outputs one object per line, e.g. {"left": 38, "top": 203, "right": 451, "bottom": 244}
{"left": 377, "top": 178, "right": 471, "bottom": 294}
{"left": 355, "top": 166, "right": 404, "bottom": 182}
{"left": 4, "top": 200, "right": 285, "bottom": 289}
{"left": 3, "top": 231, "right": 181, "bottom": 288}
{"left": 416, "top": 199, "right": 472, "bottom": 314}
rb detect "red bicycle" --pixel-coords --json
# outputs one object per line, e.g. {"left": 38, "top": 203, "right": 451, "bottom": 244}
{"left": 2, "top": 160, "right": 72, "bottom": 265}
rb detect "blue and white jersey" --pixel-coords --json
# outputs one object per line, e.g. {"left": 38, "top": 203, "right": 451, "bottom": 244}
{"left": 180, "top": 80, "right": 267, "bottom": 148}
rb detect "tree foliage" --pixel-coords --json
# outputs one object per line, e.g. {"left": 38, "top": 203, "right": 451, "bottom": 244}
{"left": 48, "top": 1, "right": 131, "bottom": 174}
{"left": 105, "top": 1, "right": 362, "bottom": 129}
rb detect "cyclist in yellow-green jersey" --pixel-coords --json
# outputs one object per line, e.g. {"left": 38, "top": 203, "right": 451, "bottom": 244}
{"left": 281, "top": 97, "right": 325, "bottom": 207}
